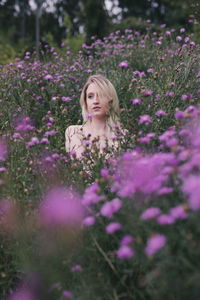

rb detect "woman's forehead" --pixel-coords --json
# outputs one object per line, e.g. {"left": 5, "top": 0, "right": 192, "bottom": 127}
{"left": 86, "top": 83, "right": 101, "bottom": 94}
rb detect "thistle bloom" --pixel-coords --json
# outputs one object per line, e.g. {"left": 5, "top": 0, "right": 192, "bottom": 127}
{"left": 117, "top": 245, "right": 134, "bottom": 259}
{"left": 106, "top": 222, "right": 121, "bottom": 234}
{"left": 145, "top": 234, "right": 166, "bottom": 256}
{"left": 0, "top": 140, "right": 7, "bottom": 161}
{"left": 39, "top": 187, "right": 84, "bottom": 227}
{"left": 120, "top": 235, "right": 132, "bottom": 245}
{"left": 139, "top": 114, "right": 152, "bottom": 125}
{"left": 170, "top": 205, "right": 188, "bottom": 220}
{"left": 101, "top": 198, "right": 122, "bottom": 218}
{"left": 182, "top": 175, "right": 200, "bottom": 210}
{"left": 140, "top": 207, "right": 161, "bottom": 220}
{"left": 119, "top": 60, "right": 129, "bottom": 68}
{"left": 71, "top": 264, "right": 82, "bottom": 272}
{"left": 82, "top": 216, "right": 95, "bottom": 226}
{"left": 157, "top": 214, "right": 174, "bottom": 225}
{"left": 156, "top": 110, "right": 167, "bottom": 117}
{"left": 82, "top": 182, "right": 104, "bottom": 206}
{"left": 7, "top": 288, "right": 34, "bottom": 300}
{"left": 63, "top": 290, "right": 72, "bottom": 299}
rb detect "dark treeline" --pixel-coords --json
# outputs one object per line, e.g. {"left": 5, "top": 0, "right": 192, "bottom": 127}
{"left": 0, "top": 0, "right": 199, "bottom": 62}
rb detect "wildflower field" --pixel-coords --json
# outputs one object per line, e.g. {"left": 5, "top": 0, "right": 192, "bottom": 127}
{"left": 0, "top": 26, "right": 200, "bottom": 299}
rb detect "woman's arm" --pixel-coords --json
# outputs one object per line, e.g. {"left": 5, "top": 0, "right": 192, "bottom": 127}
{"left": 65, "top": 125, "right": 74, "bottom": 153}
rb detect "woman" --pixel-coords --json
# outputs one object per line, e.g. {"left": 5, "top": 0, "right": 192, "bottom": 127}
{"left": 65, "top": 74, "right": 125, "bottom": 160}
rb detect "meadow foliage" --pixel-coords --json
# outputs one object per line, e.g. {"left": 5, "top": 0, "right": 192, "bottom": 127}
{"left": 0, "top": 24, "right": 200, "bottom": 299}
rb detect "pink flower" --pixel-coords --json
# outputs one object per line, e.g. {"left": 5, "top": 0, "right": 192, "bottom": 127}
{"left": 82, "top": 182, "right": 104, "bottom": 206}
{"left": 63, "top": 290, "right": 72, "bottom": 299}
{"left": 39, "top": 187, "right": 84, "bottom": 227}
{"left": 176, "top": 36, "right": 182, "bottom": 42}
{"left": 62, "top": 96, "right": 71, "bottom": 102}
{"left": 140, "top": 207, "right": 161, "bottom": 220}
{"left": 7, "top": 288, "right": 34, "bottom": 300}
{"left": 106, "top": 222, "right": 121, "bottom": 234}
{"left": 181, "top": 94, "right": 188, "bottom": 101}
{"left": 175, "top": 111, "right": 185, "bottom": 119}
{"left": 120, "top": 235, "right": 132, "bottom": 245}
{"left": 44, "top": 74, "right": 53, "bottom": 80}
{"left": 170, "top": 205, "right": 188, "bottom": 220}
{"left": 0, "top": 140, "right": 7, "bottom": 161}
{"left": 131, "top": 98, "right": 142, "bottom": 105}
{"left": 156, "top": 110, "right": 167, "bottom": 117}
{"left": 82, "top": 216, "right": 95, "bottom": 226}
{"left": 117, "top": 245, "right": 134, "bottom": 259}
{"left": 101, "top": 168, "right": 109, "bottom": 178}
{"left": 119, "top": 60, "right": 129, "bottom": 68}
{"left": 157, "top": 214, "right": 174, "bottom": 225}
{"left": 71, "top": 264, "right": 82, "bottom": 272}
{"left": 145, "top": 234, "right": 166, "bottom": 256}
{"left": 182, "top": 175, "right": 200, "bottom": 210}
{"left": 139, "top": 114, "right": 152, "bottom": 125}
{"left": 143, "top": 89, "right": 153, "bottom": 96}
{"left": 101, "top": 198, "right": 122, "bottom": 218}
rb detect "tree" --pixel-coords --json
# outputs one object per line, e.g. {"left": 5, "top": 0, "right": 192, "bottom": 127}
{"left": 117, "top": 0, "right": 191, "bottom": 27}
{"left": 81, "top": 0, "right": 111, "bottom": 44}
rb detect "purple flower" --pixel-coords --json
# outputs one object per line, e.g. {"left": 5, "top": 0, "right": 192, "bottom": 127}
{"left": 0, "top": 167, "right": 6, "bottom": 173}
{"left": 157, "top": 187, "right": 174, "bottom": 195}
{"left": 39, "top": 187, "right": 84, "bottom": 227}
{"left": 0, "top": 140, "right": 7, "bottom": 161}
{"left": 119, "top": 60, "right": 129, "bottom": 68}
{"left": 120, "top": 235, "right": 132, "bottom": 246}
{"left": 182, "top": 175, "right": 200, "bottom": 210}
{"left": 82, "top": 216, "right": 95, "bottom": 226}
{"left": 140, "top": 207, "right": 161, "bottom": 220}
{"left": 131, "top": 98, "right": 142, "bottom": 105}
{"left": 147, "top": 68, "right": 154, "bottom": 73}
{"left": 44, "top": 74, "right": 53, "bottom": 80}
{"left": 145, "top": 234, "right": 166, "bottom": 256}
{"left": 13, "top": 133, "right": 23, "bottom": 140}
{"left": 40, "top": 138, "right": 49, "bottom": 144}
{"left": 101, "top": 168, "right": 109, "bottom": 178}
{"left": 175, "top": 111, "right": 185, "bottom": 119}
{"left": 170, "top": 205, "right": 188, "bottom": 220}
{"left": 117, "top": 245, "right": 134, "bottom": 259}
{"left": 82, "top": 182, "right": 104, "bottom": 206}
{"left": 157, "top": 214, "right": 174, "bottom": 225}
{"left": 181, "top": 94, "right": 188, "bottom": 101}
{"left": 139, "top": 114, "right": 152, "bottom": 125}
{"left": 106, "top": 222, "right": 121, "bottom": 234}
{"left": 63, "top": 290, "right": 72, "bottom": 299}
{"left": 100, "top": 198, "right": 122, "bottom": 218}
{"left": 71, "top": 264, "right": 82, "bottom": 272}
{"left": 7, "top": 288, "right": 34, "bottom": 300}
{"left": 143, "top": 89, "right": 153, "bottom": 96}
{"left": 156, "top": 110, "right": 167, "bottom": 117}
{"left": 62, "top": 96, "right": 71, "bottom": 102}
{"left": 176, "top": 36, "right": 182, "bottom": 42}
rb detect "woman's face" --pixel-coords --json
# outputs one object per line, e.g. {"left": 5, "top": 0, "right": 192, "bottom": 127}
{"left": 85, "top": 83, "right": 110, "bottom": 119}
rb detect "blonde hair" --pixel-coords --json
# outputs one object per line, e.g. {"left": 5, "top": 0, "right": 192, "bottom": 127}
{"left": 80, "top": 74, "right": 120, "bottom": 130}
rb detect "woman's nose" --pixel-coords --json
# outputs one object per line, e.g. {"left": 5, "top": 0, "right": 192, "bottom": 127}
{"left": 94, "top": 94, "right": 99, "bottom": 103}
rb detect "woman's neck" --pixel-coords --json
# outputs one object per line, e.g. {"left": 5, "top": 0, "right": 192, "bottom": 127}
{"left": 83, "top": 118, "right": 110, "bottom": 136}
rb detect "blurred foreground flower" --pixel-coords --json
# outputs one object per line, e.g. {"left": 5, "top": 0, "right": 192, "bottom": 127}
{"left": 39, "top": 187, "right": 84, "bottom": 228}
{"left": 145, "top": 234, "right": 166, "bottom": 256}
{"left": 0, "top": 139, "right": 7, "bottom": 161}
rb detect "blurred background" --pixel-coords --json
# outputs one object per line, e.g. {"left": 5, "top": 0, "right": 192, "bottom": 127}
{"left": 0, "top": 0, "right": 199, "bottom": 64}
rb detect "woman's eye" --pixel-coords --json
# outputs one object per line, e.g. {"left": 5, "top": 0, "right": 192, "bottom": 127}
{"left": 88, "top": 95, "right": 93, "bottom": 99}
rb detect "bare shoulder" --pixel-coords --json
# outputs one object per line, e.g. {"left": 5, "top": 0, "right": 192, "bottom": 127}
{"left": 65, "top": 125, "right": 83, "bottom": 137}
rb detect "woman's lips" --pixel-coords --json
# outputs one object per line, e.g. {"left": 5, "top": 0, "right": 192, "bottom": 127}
{"left": 93, "top": 107, "right": 101, "bottom": 110}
